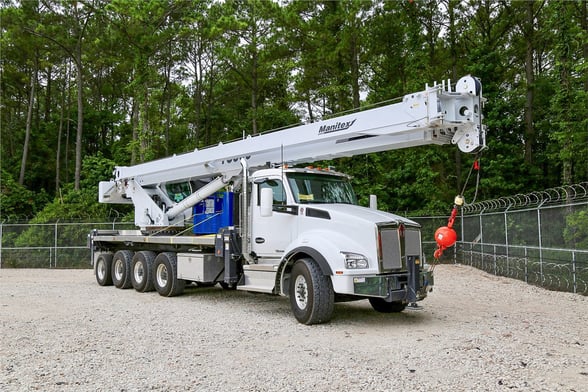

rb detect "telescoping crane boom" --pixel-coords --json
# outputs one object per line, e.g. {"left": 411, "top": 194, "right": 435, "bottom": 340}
{"left": 91, "top": 75, "right": 486, "bottom": 325}
{"left": 100, "top": 75, "right": 485, "bottom": 229}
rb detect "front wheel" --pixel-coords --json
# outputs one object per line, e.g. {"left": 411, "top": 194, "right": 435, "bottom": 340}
{"left": 153, "top": 252, "right": 185, "bottom": 297}
{"left": 369, "top": 298, "right": 407, "bottom": 313}
{"left": 289, "top": 258, "right": 334, "bottom": 325}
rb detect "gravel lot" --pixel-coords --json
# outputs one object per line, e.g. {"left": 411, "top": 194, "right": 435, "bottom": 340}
{"left": 0, "top": 264, "right": 586, "bottom": 391}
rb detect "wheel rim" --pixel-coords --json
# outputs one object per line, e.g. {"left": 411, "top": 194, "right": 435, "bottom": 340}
{"left": 156, "top": 263, "right": 168, "bottom": 288}
{"left": 294, "top": 274, "right": 308, "bottom": 310}
{"left": 134, "top": 262, "right": 144, "bottom": 284}
{"left": 97, "top": 259, "right": 106, "bottom": 280}
{"left": 114, "top": 259, "right": 124, "bottom": 281}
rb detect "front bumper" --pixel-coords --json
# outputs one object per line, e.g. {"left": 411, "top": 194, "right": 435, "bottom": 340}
{"left": 351, "top": 269, "right": 433, "bottom": 302}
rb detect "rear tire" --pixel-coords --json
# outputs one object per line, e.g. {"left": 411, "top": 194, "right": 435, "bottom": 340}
{"left": 153, "top": 252, "right": 185, "bottom": 297}
{"left": 112, "top": 250, "right": 133, "bottom": 289}
{"left": 131, "top": 251, "right": 156, "bottom": 292}
{"left": 289, "top": 258, "right": 334, "bottom": 325}
{"left": 95, "top": 253, "right": 113, "bottom": 286}
{"left": 369, "top": 298, "right": 407, "bottom": 313}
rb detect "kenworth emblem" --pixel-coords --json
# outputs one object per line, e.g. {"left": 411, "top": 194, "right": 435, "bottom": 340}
{"left": 318, "top": 119, "right": 356, "bottom": 135}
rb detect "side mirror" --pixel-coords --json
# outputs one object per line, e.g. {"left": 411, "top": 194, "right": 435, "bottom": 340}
{"left": 260, "top": 187, "right": 274, "bottom": 217}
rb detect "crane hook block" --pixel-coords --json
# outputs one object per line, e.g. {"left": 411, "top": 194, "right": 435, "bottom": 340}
{"left": 434, "top": 226, "right": 457, "bottom": 249}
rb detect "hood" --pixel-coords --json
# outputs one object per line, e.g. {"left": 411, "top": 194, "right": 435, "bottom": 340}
{"left": 305, "top": 204, "right": 421, "bottom": 227}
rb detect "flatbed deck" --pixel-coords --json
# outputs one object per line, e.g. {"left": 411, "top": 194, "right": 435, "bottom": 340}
{"left": 92, "top": 230, "right": 216, "bottom": 247}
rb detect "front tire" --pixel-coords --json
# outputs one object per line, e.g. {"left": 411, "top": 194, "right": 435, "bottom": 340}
{"left": 95, "top": 253, "right": 113, "bottom": 286}
{"left": 369, "top": 298, "right": 407, "bottom": 313}
{"left": 289, "top": 258, "right": 334, "bottom": 325}
{"left": 112, "top": 250, "right": 133, "bottom": 289}
{"left": 131, "top": 251, "right": 156, "bottom": 292}
{"left": 153, "top": 252, "right": 185, "bottom": 297}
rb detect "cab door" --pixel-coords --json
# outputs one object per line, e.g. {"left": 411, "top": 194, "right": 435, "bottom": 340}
{"left": 250, "top": 178, "right": 297, "bottom": 258}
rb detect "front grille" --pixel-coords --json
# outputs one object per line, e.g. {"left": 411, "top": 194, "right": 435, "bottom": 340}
{"left": 380, "top": 227, "right": 402, "bottom": 270}
{"left": 378, "top": 224, "right": 422, "bottom": 272}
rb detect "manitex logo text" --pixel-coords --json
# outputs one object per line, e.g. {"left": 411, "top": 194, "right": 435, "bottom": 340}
{"left": 318, "top": 119, "right": 356, "bottom": 135}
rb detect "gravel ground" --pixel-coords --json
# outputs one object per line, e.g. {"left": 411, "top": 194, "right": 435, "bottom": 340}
{"left": 0, "top": 264, "right": 586, "bottom": 391}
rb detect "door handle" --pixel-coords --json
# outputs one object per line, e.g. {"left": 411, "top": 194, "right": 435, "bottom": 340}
{"left": 255, "top": 237, "right": 265, "bottom": 244}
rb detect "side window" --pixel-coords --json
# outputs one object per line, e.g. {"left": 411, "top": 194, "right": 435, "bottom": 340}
{"left": 258, "top": 179, "right": 286, "bottom": 205}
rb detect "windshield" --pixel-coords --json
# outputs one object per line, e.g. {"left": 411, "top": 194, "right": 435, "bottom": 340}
{"left": 287, "top": 172, "right": 358, "bottom": 205}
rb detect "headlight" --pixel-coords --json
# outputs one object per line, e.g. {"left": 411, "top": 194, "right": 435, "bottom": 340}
{"left": 341, "top": 252, "right": 369, "bottom": 269}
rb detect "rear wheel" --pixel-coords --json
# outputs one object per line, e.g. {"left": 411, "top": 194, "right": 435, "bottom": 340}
{"left": 112, "top": 250, "right": 133, "bottom": 289}
{"left": 131, "top": 251, "right": 156, "bottom": 292}
{"left": 369, "top": 298, "right": 407, "bottom": 313}
{"left": 153, "top": 252, "right": 185, "bottom": 297}
{"left": 95, "top": 253, "right": 113, "bottom": 286}
{"left": 289, "top": 258, "right": 334, "bottom": 325}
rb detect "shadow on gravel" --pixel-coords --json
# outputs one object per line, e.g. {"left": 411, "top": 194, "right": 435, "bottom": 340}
{"left": 181, "top": 284, "right": 433, "bottom": 326}
{"left": 332, "top": 301, "right": 433, "bottom": 326}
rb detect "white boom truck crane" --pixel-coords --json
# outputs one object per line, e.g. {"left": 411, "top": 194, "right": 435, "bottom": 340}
{"left": 89, "top": 75, "right": 485, "bottom": 324}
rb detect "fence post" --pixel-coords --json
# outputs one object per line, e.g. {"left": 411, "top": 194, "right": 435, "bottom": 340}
{"left": 504, "top": 207, "right": 510, "bottom": 275}
{"left": 470, "top": 242, "right": 473, "bottom": 266}
{"left": 0, "top": 220, "right": 3, "bottom": 269}
{"left": 459, "top": 209, "right": 464, "bottom": 265}
{"left": 453, "top": 242, "right": 457, "bottom": 264}
{"left": 537, "top": 204, "right": 544, "bottom": 284}
{"left": 493, "top": 244, "right": 497, "bottom": 275}
{"left": 524, "top": 247, "right": 528, "bottom": 283}
{"left": 572, "top": 251, "right": 577, "bottom": 294}
{"left": 478, "top": 207, "right": 485, "bottom": 270}
{"left": 54, "top": 221, "right": 59, "bottom": 268}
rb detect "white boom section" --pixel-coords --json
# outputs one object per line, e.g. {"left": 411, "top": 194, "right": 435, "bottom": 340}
{"left": 100, "top": 75, "right": 485, "bottom": 228}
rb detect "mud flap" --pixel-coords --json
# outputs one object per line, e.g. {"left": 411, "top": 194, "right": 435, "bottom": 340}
{"left": 406, "top": 255, "right": 420, "bottom": 303}
{"left": 215, "top": 227, "right": 241, "bottom": 286}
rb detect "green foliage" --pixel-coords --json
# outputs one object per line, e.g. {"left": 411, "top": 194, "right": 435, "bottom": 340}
{"left": 29, "top": 154, "right": 127, "bottom": 224}
{"left": 564, "top": 210, "right": 588, "bottom": 249}
{"left": 1, "top": 0, "right": 587, "bottom": 224}
{"left": 0, "top": 170, "right": 49, "bottom": 222}
{"left": 10, "top": 154, "right": 131, "bottom": 266}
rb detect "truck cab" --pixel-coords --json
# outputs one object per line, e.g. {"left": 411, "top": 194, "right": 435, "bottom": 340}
{"left": 244, "top": 167, "right": 433, "bottom": 323}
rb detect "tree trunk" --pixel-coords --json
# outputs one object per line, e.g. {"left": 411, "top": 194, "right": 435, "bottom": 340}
{"left": 19, "top": 65, "right": 37, "bottom": 186}
{"left": 582, "top": 0, "right": 588, "bottom": 93}
{"left": 194, "top": 47, "right": 203, "bottom": 146}
{"left": 56, "top": 72, "right": 66, "bottom": 195}
{"left": 65, "top": 63, "right": 72, "bottom": 185}
{"left": 306, "top": 94, "right": 314, "bottom": 123}
{"left": 447, "top": 0, "right": 463, "bottom": 195}
{"left": 524, "top": 0, "right": 535, "bottom": 164}
{"left": 251, "top": 48, "right": 258, "bottom": 134}
{"left": 74, "top": 48, "right": 83, "bottom": 191}
{"left": 131, "top": 97, "right": 139, "bottom": 165}
{"left": 140, "top": 88, "right": 150, "bottom": 162}
{"left": 45, "top": 66, "right": 52, "bottom": 122}
{"left": 350, "top": 27, "right": 360, "bottom": 109}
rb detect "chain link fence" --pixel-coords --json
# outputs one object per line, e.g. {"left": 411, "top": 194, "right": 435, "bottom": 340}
{"left": 2, "top": 183, "right": 587, "bottom": 294}
{"left": 413, "top": 182, "right": 588, "bottom": 295}
{"left": 0, "top": 221, "right": 135, "bottom": 268}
